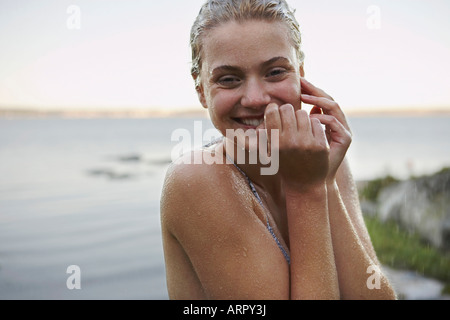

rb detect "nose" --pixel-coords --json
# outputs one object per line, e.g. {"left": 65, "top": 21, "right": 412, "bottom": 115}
{"left": 240, "top": 78, "right": 271, "bottom": 109}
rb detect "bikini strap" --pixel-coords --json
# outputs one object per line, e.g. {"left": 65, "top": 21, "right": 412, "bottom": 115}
{"left": 224, "top": 154, "right": 291, "bottom": 265}
{"left": 225, "top": 154, "right": 265, "bottom": 208}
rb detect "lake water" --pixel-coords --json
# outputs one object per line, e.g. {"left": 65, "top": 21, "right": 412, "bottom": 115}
{"left": 0, "top": 116, "right": 449, "bottom": 299}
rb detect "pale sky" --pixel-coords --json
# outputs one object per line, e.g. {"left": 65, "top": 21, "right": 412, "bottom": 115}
{"left": 1, "top": 0, "right": 449, "bottom": 113}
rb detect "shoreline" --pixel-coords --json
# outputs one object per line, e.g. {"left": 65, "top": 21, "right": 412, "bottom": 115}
{"left": 0, "top": 108, "right": 209, "bottom": 119}
{"left": 1, "top": 107, "right": 450, "bottom": 119}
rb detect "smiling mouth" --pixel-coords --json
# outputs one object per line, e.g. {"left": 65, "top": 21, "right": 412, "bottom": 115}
{"left": 234, "top": 117, "right": 265, "bottom": 127}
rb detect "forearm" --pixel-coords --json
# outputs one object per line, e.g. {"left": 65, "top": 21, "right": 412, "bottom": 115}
{"left": 327, "top": 181, "right": 396, "bottom": 299}
{"left": 285, "top": 183, "right": 340, "bottom": 300}
{"left": 335, "top": 158, "right": 380, "bottom": 264}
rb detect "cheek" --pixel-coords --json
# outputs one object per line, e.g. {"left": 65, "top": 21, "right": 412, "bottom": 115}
{"left": 208, "top": 89, "right": 240, "bottom": 117}
{"left": 272, "top": 80, "right": 302, "bottom": 108}
{"left": 204, "top": 89, "right": 240, "bottom": 134}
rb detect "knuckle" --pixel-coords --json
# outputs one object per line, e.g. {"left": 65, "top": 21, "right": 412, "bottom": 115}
{"left": 304, "top": 140, "right": 328, "bottom": 153}
{"left": 296, "top": 109, "right": 308, "bottom": 119}
{"left": 283, "top": 136, "right": 300, "bottom": 150}
{"left": 346, "top": 132, "right": 353, "bottom": 145}
{"left": 331, "top": 116, "right": 339, "bottom": 124}
{"left": 311, "top": 117, "right": 321, "bottom": 124}
{"left": 316, "top": 143, "right": 330, "bottom": 154}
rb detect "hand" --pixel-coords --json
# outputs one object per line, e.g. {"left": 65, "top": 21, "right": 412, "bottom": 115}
{"left": 300, "top": 78, "right": 352, "bottom": 182}
{"left": 264, "top": 102, "right": 330, "bottom": 192}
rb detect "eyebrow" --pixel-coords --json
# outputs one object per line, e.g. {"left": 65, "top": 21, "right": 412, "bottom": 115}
{"left": 211, "top": 56, "right": 292, "bottom": 75}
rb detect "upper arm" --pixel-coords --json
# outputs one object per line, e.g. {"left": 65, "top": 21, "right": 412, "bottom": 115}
{"left": 161, "top": 160, "right": 290, "bottom": 300}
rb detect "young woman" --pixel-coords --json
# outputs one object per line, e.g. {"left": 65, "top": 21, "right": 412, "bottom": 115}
{"left": 161, "top": 0, "right": 396, "bottom": 300}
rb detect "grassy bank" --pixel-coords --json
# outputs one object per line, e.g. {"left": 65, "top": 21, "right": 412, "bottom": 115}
{"left": 365, "top": 215, "right": 450, "bottom": 295}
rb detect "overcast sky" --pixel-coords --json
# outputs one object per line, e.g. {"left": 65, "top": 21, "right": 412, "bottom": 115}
{"left": 1, "top": 0, "right": 449, "bottom": 112}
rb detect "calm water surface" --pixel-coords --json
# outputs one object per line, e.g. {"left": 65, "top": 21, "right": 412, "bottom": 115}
{"left": 0, "top": 116, "right": 449, "bottom": 299}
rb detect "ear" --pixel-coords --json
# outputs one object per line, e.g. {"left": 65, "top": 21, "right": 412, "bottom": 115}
{"left": 197, "top": 85, "right": 208, "bottom": 110}
{"left": 192, "top": 74, "right": 208, "bottom": 109}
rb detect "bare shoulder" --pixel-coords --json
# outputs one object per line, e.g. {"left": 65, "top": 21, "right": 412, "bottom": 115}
{"left": 160, "top": 150, "right": 289, "bottom": 299}
{"left": 161, "top": 149, "right": 252, "bottom": 233}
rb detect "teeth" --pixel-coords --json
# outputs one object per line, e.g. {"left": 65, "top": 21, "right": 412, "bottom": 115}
{"left": 240, "top": 118, "right": 263, "bottom": 127}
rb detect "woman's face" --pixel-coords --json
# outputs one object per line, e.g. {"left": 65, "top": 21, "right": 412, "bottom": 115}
{"left": 197, "top": 20, "right": 303, "bottom": 137}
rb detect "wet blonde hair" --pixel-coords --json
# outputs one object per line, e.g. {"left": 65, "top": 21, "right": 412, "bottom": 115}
{"left": 190, "top": 0, "right": 305, "bottom": 88}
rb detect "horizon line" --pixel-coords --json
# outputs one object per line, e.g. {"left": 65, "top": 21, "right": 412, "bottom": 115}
{"left": 1, "top": 105, "right": 450, "bottom": 119}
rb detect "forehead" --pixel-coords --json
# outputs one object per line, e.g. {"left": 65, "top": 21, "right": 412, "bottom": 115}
{"left": 201, "top": 20, "right": 297, "bottom": 71}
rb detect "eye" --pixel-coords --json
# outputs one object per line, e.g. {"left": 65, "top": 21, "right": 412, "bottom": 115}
{"left": 266, "top": 68, "right": 287, "bottom": 79}
{"left": 217, "top": 75, "right": 241, "bottom": 88}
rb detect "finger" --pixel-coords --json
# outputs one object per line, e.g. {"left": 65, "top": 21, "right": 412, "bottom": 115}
{"left": 264, "top": 103, "right": 281, "bottom": 149}
{"left": 300, "top": 77, "right": 334, "bottom": 101}
{"left": 310, "top": 114, "right": 352, "bottom": 145}
{"left": 311, "top": 118, "right": 329, "bottom": 148}
{"left": 301, "top": 94, "right": 350, "bottom": 132}
{"left": 301, "top": 94, "right": 338, "bottom": 115}
{"left": 265, "top": 103, "right": 281, "bottom": 131}
{"left": 295, "top": 109, "right": 312, "bottom": 135}
{"left": 310, "top": 114, "right": 344, "bottom": 134}
{"left": 279, "top": 104, "right": 297, "bottom": 134}
{"left": 311, "top": 114, "right": 352, "bottom": 168}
